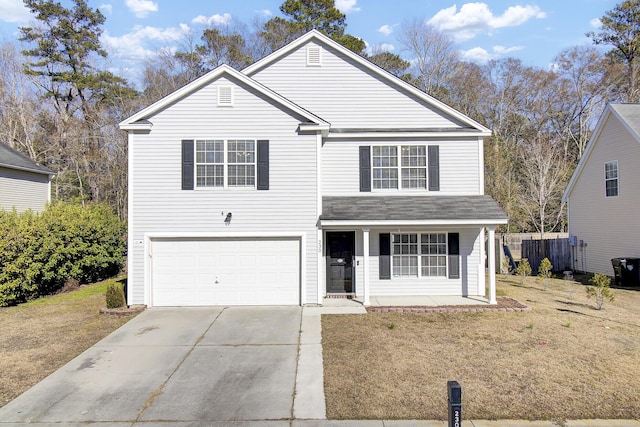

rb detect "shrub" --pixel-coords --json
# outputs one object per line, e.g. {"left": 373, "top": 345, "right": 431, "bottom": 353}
{"left": 105, "top": 282, "right": 126, "bottom": 308}
{"left": 515, "top": 258, "right": 532, "bottom": 285}
{"left": 586, "top": 273, "right": 615, "bottom": 310}
{"left": 538, "top": 258, "right": 553, "bottom": 290}
{"left": 0, "top": 202, "right": 126, "bottom": 306}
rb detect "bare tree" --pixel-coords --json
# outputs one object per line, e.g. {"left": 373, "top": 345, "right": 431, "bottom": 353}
{"left": 552, "top": 46, "right": 611, "bottom": 160}
{"left": 519, "top": 137, "right": 571, "bottom": 239}
{"left": 398, "top": 18, "right": 460, "bottom": 98}
{"left": 0, "top": 41, "right": 42, "bottom": 160}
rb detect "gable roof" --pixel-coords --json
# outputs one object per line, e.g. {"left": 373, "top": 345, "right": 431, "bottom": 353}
{"left": 242, "top": 30, "right": 491, "bottom": 136}
{"left": 119, "top": 64, "right": 329, "bottom": 131}
{"left": 0, "top": 143, "right": 54, "bottom": 176}
{"left": 563, "top": 103, "right": 640, "bottom": 201}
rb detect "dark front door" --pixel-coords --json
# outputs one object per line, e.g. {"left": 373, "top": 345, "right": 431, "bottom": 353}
{"left": 326, "top": 231, "right": 355, "bottom": 294}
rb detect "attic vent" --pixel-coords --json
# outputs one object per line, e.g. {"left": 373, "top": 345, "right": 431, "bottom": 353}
{"left": 306, "top": 45, "right": 321, "bottom": 66}
{"left": 217, "top": 86, "right": 234, "bottom": 106}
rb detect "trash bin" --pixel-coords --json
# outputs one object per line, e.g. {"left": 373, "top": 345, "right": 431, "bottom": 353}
{"left": 611, "top": 258, "right": 640, "bottom": 286}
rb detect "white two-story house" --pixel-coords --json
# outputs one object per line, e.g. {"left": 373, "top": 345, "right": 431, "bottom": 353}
{"left": 119, "top": 30, "right": 507, "bottom": 307}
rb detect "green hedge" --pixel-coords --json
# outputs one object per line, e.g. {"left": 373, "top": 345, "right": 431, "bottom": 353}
{"left": 0, "top": 202, "right": 126, "bottom": 306}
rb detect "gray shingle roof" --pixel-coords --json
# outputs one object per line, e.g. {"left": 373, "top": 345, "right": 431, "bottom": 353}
{"left": 321, "top": 195, "right": 507, "bottom": 222}
{"left": 0, "top": 143, "right": 53, "bottom": 175}
{"left": 610, "top": 103, "right": 640, "bottom": 141}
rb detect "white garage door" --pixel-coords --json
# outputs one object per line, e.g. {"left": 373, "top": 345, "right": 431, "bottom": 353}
{"left": 151, "top": 237, "right": 300, "bottom": 306}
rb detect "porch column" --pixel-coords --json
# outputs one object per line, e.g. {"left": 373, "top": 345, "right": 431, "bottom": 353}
{"left": 362, "top": 228, "right": 370, "bottom": 306}
{"left": 487, "top": 226, "right": 497, "bottom": 304}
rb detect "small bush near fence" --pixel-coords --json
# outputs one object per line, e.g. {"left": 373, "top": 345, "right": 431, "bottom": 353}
{"left": 0, "top": 202, "right": 126, "bottom": 306}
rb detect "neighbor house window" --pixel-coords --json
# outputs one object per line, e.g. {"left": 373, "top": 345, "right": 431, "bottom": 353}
{"left": 392, "top": 233, "right": 447, "bottom": 278}
{"left": 605, "top": 160, "right": 618, "bottom": 197}
{"left": 373, "top": 145, "right": 427, "bottom": 190}
{"left": 196, "top": 139, "right": 256, "bottom": 188}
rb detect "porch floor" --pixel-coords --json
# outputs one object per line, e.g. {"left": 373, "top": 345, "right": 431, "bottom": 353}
{"left": 322, "top": 295, "right": 491, "bottom": 307}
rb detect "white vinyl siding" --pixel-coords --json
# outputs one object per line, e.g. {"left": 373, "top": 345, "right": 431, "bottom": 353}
{"left": 567, "top": 113, "right": 640, "bottom": 275}
{"left": 128, "top": 76, "right": 318, "bottom": 305}
{"left": 0, "top": 167, "right": 50, "bottom": 213}
{"left": 322, "top": 138, "right": 482, "bottom": 196}
{"left": 249, "top": 41, "right": 467, "bottom": 129}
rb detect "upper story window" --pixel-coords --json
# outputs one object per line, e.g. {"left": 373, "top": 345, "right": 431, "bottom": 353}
{"left": 372, "top": 145, "right": 427, "bottom": 190}
{"left": 196, "top": 139, "right": 256, "bottom": 188}
{"left": 605, "top": 160, "right": 618, "bottom": 197}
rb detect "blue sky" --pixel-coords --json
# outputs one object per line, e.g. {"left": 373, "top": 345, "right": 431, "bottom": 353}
{"left": 0, "top": 0, "right": 620, "bottom": 85}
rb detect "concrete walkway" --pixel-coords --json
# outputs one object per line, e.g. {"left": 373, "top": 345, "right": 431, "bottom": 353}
{"left": 0, "top": 304, "right": 637, "bottom": 426}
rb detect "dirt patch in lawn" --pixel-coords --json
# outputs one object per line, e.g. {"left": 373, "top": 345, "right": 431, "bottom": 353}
{"left": 0, "top": 278, "right": 140, "bottom": 407}
{"left": 322, "top": 275, "right": 640, "bottom": 421}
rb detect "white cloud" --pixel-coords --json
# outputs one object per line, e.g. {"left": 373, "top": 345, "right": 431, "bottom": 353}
{"left": 256, "top": 9, "right": 272, "bottom": 17}
{"left": 461, "top": 44, "right": 523, "bottom": 64}
{"left": 125, "top": 0, "right": 158, "bottom": 19}
{"left": 335, "top": 0, "right": 360, "bottom": 13}
{"left": 378, "top": 24, "right": 393, "bottom": 36}
{"left": 428, "top": 2, "right": 546, "bottom": 42}
{"left": 364, "top": 42, "right": 395, "bottom": 56}
{"left": 0, "top": 0, "right": 31, "bottom": 23}
{"left": 590, "top": 18, "right": 602, "bottom": 29}
{"left": 102, "top": 24, "right": 190, "bottom": 62}
{"left": 192, "top": 13, "right": 232, "bottom": 26}
{"left": 99, "top": 3, "right": 113, "bottom": 15}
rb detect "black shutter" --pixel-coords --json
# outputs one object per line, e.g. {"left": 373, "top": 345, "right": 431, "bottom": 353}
{"left": 181, "top": 140, "right": 194, "bottom": 190}
{"left": 359, "top": 146, "right": 371, "bottom": 192}
{"left": 448, "top": 233, "right": 460, "bottom": 279}
{"left": 428, "top": 145, "right": 440, "bottom": 191}
{"left": 257, "top": 140, "right": 269, "bottom": 190}
{"left": 379, "top": 233, "right": 391, "bottom": 280}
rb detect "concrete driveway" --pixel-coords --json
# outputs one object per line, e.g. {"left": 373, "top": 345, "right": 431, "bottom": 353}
{"left": 0, "top": 306, "right": 328, "bottom": 426}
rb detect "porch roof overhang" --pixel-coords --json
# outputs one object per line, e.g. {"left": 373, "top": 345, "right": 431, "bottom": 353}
{"left": 319, "top": 195, "right": 508, "bottom": 228}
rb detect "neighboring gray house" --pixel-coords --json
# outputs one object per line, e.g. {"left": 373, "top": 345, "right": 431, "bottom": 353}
{"left": 563, "top": 103, "right": 640, "bottom": 275}
{"left": 0, "top": 143, "right": 53, "bottom": 213}
{"left": 119, "top": 30, "right": 507, "bottom": 307}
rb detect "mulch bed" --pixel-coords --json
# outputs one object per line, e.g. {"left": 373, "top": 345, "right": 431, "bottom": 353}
{"left": 366, "top": 296, "right": 530, "bottom": 313}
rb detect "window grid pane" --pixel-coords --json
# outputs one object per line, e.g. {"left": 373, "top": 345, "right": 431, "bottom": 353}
{"left": 196, "top": 140, "right": 224, "bottom": 187}
{"left": 227, "top": 139, "right": 256, "bottom": 187}
{"left": 605, "top": 161, "right": 618, "bottom": 197}
{"left": 373, "top": 146, "right": 399, "bottom": 189}
{"left": 401, "top": 145, "right": 427, "bottom": 189}
{"left": 392, "top": 233, "right": 419, "bottom": 277}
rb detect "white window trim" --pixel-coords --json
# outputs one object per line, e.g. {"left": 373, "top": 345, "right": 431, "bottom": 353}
{"left": 390, "top": 232, "right": 448, "bottom": 278}
{"left": 372, "top": 145, "right": 428, "bottom": 191}
{"left": 605, "top": 160, "right": 619, "bottom": 198}
{"left": 195, "top": 139, "right": 257, "bottom": 190}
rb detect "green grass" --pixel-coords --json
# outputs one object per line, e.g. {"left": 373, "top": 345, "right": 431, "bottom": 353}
{"left": 22, "top": 278, "right": 124, "bottom": 306}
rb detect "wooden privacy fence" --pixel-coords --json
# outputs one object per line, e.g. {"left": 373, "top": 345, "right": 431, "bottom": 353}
{"left": 521, "top": 238, "right": 571, "bottom": 273}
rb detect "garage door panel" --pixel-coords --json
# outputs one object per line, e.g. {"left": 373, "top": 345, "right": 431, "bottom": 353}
{"left": 151, "top": 238, "right": 300, "bottom": 306}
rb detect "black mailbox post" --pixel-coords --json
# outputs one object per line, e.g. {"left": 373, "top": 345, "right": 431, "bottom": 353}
{"left": 448, "top": 380, "right": 462, "bottom": 427}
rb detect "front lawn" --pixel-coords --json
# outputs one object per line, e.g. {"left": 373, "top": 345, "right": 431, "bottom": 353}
{"left": 322, "top": 275, "right": 640, "bottom": 421}
{"left": 0, "top": 278, "right": 139, "bottom": 407}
